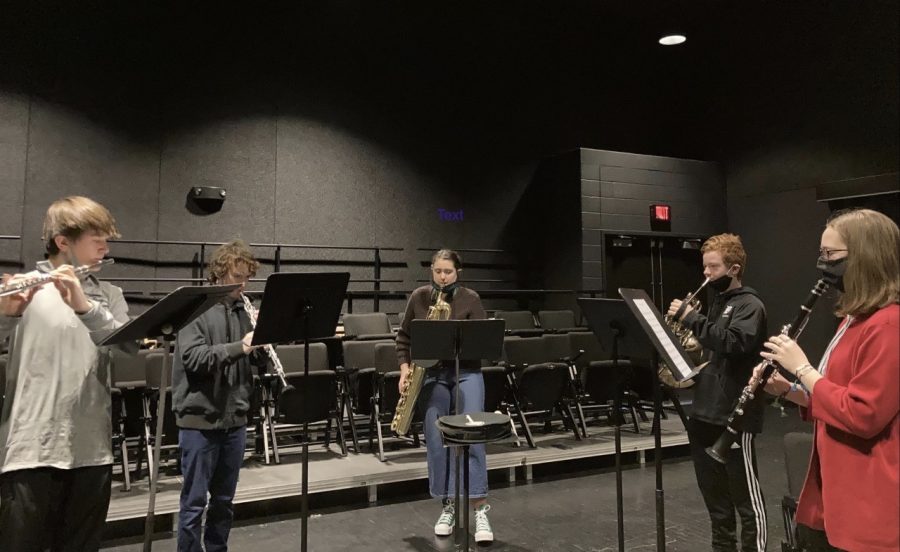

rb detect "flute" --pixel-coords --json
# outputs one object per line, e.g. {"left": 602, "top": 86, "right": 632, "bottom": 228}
{"left": 0, "top": 258, "right": 114, "bottom": 297}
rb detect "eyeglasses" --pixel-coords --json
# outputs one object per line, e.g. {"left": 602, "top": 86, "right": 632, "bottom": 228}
{"left": 818, "top": 248, "right": 848, "bottom": 260}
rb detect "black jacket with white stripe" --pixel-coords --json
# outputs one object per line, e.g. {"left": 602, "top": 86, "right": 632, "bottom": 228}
{"left": 682, "top": 286, "right": 767, "bottom": 434}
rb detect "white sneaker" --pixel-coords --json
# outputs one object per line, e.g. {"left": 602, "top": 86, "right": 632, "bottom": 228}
{"left": 434, "top": 499, "right": 455, "bottom": 536}
{"left": 474, "top": 504, "right": 493, "bottom": 544}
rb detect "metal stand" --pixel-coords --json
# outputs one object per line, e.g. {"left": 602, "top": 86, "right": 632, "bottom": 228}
{"left": 651, "top": 350, "right": 666, "bottom": 552}
{"left": 300, "top": 310, "right": 312, "bottom": 552}
{"left": 143, "top": 329, "right": 173, "bottom": 552}
{"left": 248, "top": 272, "right": 350, "bottom": 552}
{"left": 579, "top": 291, "right": 698, "bottom": 552}
{"left": 611, "top": 330, "right": 625, "bottom": 552}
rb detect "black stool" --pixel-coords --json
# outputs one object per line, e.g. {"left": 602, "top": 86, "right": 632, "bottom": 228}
{"left": 436, "top": 411, "right": 513, "bottom": 550}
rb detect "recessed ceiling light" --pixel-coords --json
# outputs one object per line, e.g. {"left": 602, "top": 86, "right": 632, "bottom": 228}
{"left": 659, "top": 34, "right": 686, "bottom": 46}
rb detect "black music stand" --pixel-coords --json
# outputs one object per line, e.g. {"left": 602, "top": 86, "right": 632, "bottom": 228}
{"left": 578, "top": 297, "right": 652, "bottom": 552}
{"left": 409, "top": 318, "right": 505, "bottom": 552}
{"left": 251, "top": 272, "right": 350, "bottom": 552}
{"left": 99, "top": 283, "right": 240, "bottom": 552}
{"left": 618, "top": 288, "right": 701, "bottom": 552}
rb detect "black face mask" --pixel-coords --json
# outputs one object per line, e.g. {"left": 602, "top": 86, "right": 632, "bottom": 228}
{"left": 432, "top": 280, "right": 459, "bottom": 296}
{"left": 817, "top": 257, "right": 847, "bottom": 292}
{"left": 708, "top": 268, "right": 735, "bottom": 293}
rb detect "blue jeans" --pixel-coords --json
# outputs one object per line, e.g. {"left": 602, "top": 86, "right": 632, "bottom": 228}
{"left": 177, "top": 426, "right": 247, "bottom": 552}
{"left": 421, "top": 366, "right": 488, "bottom": 500}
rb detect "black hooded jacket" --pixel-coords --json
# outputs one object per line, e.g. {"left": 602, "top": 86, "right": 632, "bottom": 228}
{"left": 171, "top": 300, "right": 268, "bottom": 430}
{"left": 681, "top": 286, "right": 767, "bottom": 433}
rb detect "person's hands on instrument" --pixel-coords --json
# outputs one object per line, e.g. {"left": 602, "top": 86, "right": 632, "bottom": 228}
{"left": 399, "top": 363, "right": 410, "bottom": 393}
{"left": 241, "top": 331, "right": 259, "bottom": 354}
{"left": 760, "top": 334, "right": 811, "bottom": 377}
{"left": 0, "top": 274, "right": 39, "bottom": 316}
{"left": 752, "top": 361, "right": 791, "bottom": 396}
{"left": 51, "top": 265, "right": 93, "bottom": 314}
{"left": 667, "top": 298, "right": 692, "bottom": 320}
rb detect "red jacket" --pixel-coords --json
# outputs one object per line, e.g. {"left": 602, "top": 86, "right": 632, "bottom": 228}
{"left": 797, "top": 304, "right": 899, "bottom": 552}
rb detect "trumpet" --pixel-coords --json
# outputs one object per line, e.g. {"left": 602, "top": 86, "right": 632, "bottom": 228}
{"left": 706, "top": 278, "right": 829, "bottom": 464}
{"left": 0, "top": 258, "right": 114, "bottom": 297}
{"left": 240, "top": 293, "right": 289, "bottom": 387}
{"left": 658, "top": 277, "right": 710, "bottom": 388}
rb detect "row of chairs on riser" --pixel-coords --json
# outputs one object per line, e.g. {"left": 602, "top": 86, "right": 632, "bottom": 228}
{"left": 343, "top": 332, "right": 666, "bottom": 458}
{"left": 108, "top": 346, "right": 352, "bottom": 490}
{"left": 341, "top": 310, "right": 589, "bottom": 342}
{"left": 493, "top": 310, "right": 588, "bottom": 336}
{"left": 105, "top": 328, "right": 665, "bottom": 488}
{"left": 496, "top": 333, "right": 669, "bottom": 447}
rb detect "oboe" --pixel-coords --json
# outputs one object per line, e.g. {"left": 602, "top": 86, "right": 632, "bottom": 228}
{"left": 240, "top": 293, "right": 289, "bottom": 387}
{"left": 706, "top": 278, "right": 829, "bottom": 464}
{"left": 0, "top": 258, "right": 114, "bottom": 297}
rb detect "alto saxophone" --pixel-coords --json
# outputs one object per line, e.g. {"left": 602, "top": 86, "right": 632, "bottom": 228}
{"left": 658, "top": 277, "right": 711, "bottom": 388}
{"left": 391, "top": 288, "right": 452, "bottom": 435}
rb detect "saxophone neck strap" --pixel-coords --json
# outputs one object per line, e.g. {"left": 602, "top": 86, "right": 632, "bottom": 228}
{"left": 431, "top": 281, "right": 459, "bottom": 299}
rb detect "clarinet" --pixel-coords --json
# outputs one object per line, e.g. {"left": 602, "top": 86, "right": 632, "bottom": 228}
{"left": 240, "top": 293, "right": 289, "bottom": 387}
{"left": 705, "top": 278, "right": 830, "bottom": 464}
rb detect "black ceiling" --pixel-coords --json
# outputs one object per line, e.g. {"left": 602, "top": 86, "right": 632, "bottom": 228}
{"left": 1, "top": 1, "right": 896, "bottom": 161}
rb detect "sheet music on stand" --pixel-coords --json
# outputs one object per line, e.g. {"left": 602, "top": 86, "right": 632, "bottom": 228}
{"left": 619, "top": 289, "right": 701, "bottom": 388}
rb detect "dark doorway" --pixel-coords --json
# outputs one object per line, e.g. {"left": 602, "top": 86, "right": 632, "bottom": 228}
{"left": 603, "top": 234, "right": 705, "bottom": 312}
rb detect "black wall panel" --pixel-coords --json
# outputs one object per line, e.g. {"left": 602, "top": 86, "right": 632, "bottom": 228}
{"left": 0, "top": 93, "right": 28, "bottom": 270}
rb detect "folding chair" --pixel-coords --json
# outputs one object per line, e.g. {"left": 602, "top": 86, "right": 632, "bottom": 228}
{"left": 781, "top": 431, "right": 814, "bottom": 552}
{"left": 341, "top": 339, "right": 394, "bottom": 453}
{"left": 538, "top": 310, "right": 585, "bottom": 333}
{"left": 144, "top": 351, "right": 181, "bottom": 474}
{"left": 481, "top": 364, "right": 521, "bottom": 446}
{"left": 503, "top": 336, "right": 582, "bottom": 447}
{"left": 110, "top": 348, "right": 153, "bottom": 490}
{"left": 342, "top": 313, "right": 396, "bottom": 341}
{"left": 269, "top": 343, "right": 348, "bottom": 459}
{"left": 494, "top": 310, "right": 543, "bottom": 337}
{"left": 369, "top": 342, "right": 406, "bottom": 461}
{"left": 277, "top": 371, "right": 347, "bottom": 457}
{"left": 542, "top": 333, "right": 589, "bottom": 437}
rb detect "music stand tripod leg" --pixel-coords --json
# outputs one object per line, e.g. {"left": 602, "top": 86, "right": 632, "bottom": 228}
{"left": 464, "top": 445, "right": 471, "bottom": 552}
{"left": 652, "top": 351, "right": 666, "bottom": 552}
{"left": 142, "top": 334, "right": 172, "bottom": 552}
{"left": 663, "top": 386, "right": 689, "bottom": 429}
{"left": 612, "top": 335, "right": 625, "bottom": 552}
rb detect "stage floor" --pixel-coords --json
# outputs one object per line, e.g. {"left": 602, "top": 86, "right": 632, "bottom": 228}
{"left": 107, "top": 414, "right": 689, "bottom": 523}
{"left": 103, "top": 405, "right": 810, "bottom": 551}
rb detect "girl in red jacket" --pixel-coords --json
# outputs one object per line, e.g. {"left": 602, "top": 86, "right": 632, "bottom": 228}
{"left": 759, "top": 208, "right": 899, "bottom": 552}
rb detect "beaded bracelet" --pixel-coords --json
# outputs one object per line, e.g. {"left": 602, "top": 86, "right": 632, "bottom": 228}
{"left": 795, "top": 363, "right": 814, "bottom": 379}
{"left": 793, "top": 363, "right": 815, "bottom": 393}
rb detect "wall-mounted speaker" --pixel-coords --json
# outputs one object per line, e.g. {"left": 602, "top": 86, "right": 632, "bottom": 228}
{"left": 186, "top": 186, "right": 226, "bottom": 215}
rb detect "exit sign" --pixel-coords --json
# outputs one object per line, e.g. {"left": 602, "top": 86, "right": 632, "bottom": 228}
{"left": 650, "top": 204, "right": 671, "bottom": 231}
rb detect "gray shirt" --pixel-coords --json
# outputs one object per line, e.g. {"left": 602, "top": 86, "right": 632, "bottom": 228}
{"left": 0, "top": 261, "right": 129, "bottom": 474}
